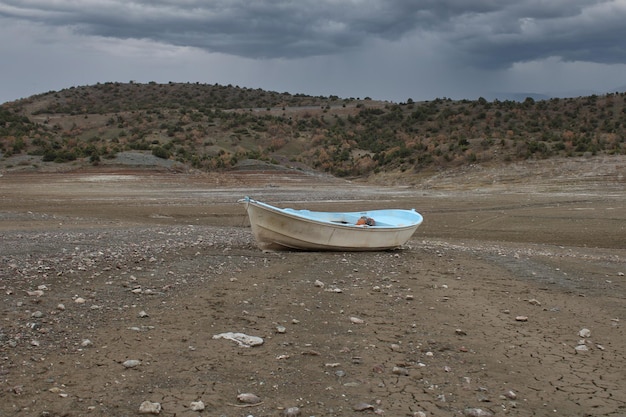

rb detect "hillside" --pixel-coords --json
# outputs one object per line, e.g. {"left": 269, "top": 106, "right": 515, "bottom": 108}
{"left": 1, "top": 82, "right": 625, "bottom": 179}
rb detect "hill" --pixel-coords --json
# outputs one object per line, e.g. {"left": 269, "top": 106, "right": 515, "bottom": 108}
{"left": 1, "top": 82, "right": 625, "bottom": 180}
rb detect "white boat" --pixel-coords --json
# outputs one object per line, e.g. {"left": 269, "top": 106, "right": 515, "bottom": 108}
{"left": 239, "top": 197, "right": 423, "bottom": 251}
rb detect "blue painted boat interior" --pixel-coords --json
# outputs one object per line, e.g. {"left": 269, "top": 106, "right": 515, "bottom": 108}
{"left": 241, "top": 197, "right": 422, "bottom": 228}
{"left": 282, "top": 208, "right": 421, "bottom": 227}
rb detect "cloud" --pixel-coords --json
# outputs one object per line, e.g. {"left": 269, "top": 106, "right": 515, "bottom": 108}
{"left": 444, "top": 0, "right": 626, "bottom": 68}
{"left": 1, "top": 0, "right": 625, "bottom": 67}
{"left": 0, "top": 1, "right": 624, "bottom": 104}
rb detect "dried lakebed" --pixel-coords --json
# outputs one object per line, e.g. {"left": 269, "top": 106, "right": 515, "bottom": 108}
{"left": 1, "top": 165, "right": 625, "bottom": 416}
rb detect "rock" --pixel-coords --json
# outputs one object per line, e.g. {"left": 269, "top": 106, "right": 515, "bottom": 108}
{"left": 283, "top": 406, "right": 301, "bottom": 416}
{"left": 213, "top": 332, "right": 264, "bottom": 347}
{"left": 464, "top": 408, "right": 493, "bottom": 417}
{"left": 578, "top": 328, "right": 591, "bottom": 338}
{"left": 138, "top": 310, "right": 149, "bottom": 318}
{"left": 190, "top": 400, "right": 205, "bottom": 411}
{"left": 123, "top": 359, "right": 141, "bottom": 368}
{"left": 575, "top": 344, "right": 589, "bottom": 353}
{"left": 503, "top": 390, "right": 517, "bottom": 399}
{"left": 515, "top": 316, "right": 528, "bottom": 322}
{"left": 138, "top": 401, "right": 161, "bottom": 414}
{"left": 237, "top": 392, "right": 261, "bottom": 404}
{"left": 350, "top": 316, "right": 365, "bottom": 324}
{"left": 353, "top": 402, "right": 375, "bottom": 411}
{"left": 276, "top": 325, "right": 287, "bottom": 333}
{"left": 314, "top": 280, "right": 325, "bottom": 288}
{"left": 74, "top": 297, "right": 86, "bottom": 304}
{"left": 392, "top": 366, "right": 410, "bottom": 376}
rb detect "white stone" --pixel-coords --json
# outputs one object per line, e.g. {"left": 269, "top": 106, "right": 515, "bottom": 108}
{"left": 237, "top": 393, "right": 261, "bottom": 404}
{"left": 123, "top": 359, "right": 141, "bottom": 368}
{"left": 190, "top": 400, "right": 205, "bottom": 411}
{"left": 138, "top": 401, "right": 161, "bottom": 414}
{"left": 212, "top": 332, "right": 264, "bottom": 347}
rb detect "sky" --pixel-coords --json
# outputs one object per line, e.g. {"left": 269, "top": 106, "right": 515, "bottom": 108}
{"left": 1, "top": 0, "right": 625, "bottom": 105}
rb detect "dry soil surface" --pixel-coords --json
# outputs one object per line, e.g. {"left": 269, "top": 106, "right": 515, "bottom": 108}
{"left": 1, "top": 156, "right": 625, "bottom": 417}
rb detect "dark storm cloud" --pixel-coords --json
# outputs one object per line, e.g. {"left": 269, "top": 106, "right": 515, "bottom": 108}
{"left": 446, "top": 0, "right": 626, "bottom": 68}
{"left": 0, "top": 0, "right": 625, "bottom": 65}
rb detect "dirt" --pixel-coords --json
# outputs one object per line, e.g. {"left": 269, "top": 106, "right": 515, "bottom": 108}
{"left": 1, "top": 156, "right": 625, "bottom": 417}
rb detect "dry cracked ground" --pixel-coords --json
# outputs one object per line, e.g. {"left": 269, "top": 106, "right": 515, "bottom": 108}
{"left": 1, "top": 155, "right": 625, "bottom": 417}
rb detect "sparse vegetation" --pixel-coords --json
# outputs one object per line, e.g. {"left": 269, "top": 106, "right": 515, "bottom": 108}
{"left": 1, "top": 83, "right": 625, "bottom": 176}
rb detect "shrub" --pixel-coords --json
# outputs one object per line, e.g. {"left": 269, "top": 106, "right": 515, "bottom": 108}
{"left": 152, "top": 146, "right": 171, "bottom": 159}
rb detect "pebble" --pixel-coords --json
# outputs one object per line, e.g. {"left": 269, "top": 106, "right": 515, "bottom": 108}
{"left": 237, "top": 393, "right": 262, "bottom": 404}
{"left": 123, "top": 359, "right": 141, "bottom": 368}
{"left": 464, "top": 408, "right": 493, "bottom": 417}
{"left": 283, "top": 406, "right": 301, "bottom": 416}
{"left": 138, "top": 400, "right": 161, "bottom": 414}
{"left": 74, "top": 297, "right": 86, "bottom": 304}
{"left": 515, "top": 316, "right": 528, "bottom": 322}
{"left": 392, "top": 366, "right": 410, "bottom": 376}
{"left": 350, "top": 316, "right": 365, "bottom": 324}
{"left": 578, "top": 328, "right": 591, "bottom": 338}
{"left": 353, "top": 402, "right": 375, "bottom": 411}
{"left": 213, "top": 332, "right": 264, "bottom": 347}
{"left": 503, "top": 390, "right": 517, "bottom": 400}
{"left": 190, "top": 400, "right": 205, "bottom": 411}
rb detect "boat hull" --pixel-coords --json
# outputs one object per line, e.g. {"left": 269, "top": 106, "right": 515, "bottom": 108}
{"left": 239, "top": 197, "right": 423, "bottom": 251}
